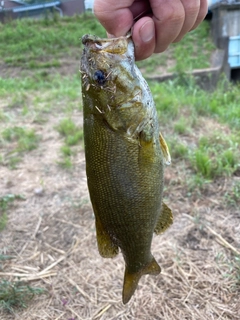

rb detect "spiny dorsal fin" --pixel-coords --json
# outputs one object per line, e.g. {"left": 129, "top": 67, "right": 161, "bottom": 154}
{"left": 154, "top": 202, "right": 173, "bottom": 235}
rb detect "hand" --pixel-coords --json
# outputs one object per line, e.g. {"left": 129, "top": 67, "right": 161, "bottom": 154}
{"left": 94, "top": 0, "right": 208, "bottom": 61}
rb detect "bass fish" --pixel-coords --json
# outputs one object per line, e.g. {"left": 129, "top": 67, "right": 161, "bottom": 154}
{"left": 81, "top": 34, "right": 173, "bottom": 304}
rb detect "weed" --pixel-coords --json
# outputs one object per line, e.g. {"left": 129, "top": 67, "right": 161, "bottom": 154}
{"left": 190, "top": 133, "right": 239, "bottom": 179}
{"left": 187, "top": 173, "right": 211, "bottom": 194}
{"left": 57, "top": 157, "right": 73, "bottom": 169}
{"left": 60, "top": 145, "right": 72, "bottom": 157}
{"left": 136, "top": 52, "right": 168, "bottom": 74}
{"left": 215, "top": 252, "right": 240, "bottom": 287}
{"left": 2, "top": 126, "right": 39, "bottom": 152}
{"left": 0, "top": 13, "right": 105, "bottom": 68}
{"left": 0, "top": 213, "right": 7, "bottom": 232}
{"left": 56, "top": 117, "right": 83, "bottom": 170}
{"left": 0, "top": 194, "right": 24, "bottom": 230}
{"left": 0, "top": 194, "right": 23, "bottom": 213}
{"left": 193, "top": 149, "right": 212, "bottom": 178}
{"left": 168, "top": 137, "right": 189, "bottom": 160}
{"left": 0, "top": 279, "right": 46, "bottom": 313}
{"left": 170, "top": 21, "right": 215, "bottom": 73}
{"left": 56, "top": 118, "right": 83, "bottom": 146}
{"left": 174, "top": 117, "right": 190, "bottom": 135}
{"left": 225, "top": 181, "right": 240, "bottom": 207}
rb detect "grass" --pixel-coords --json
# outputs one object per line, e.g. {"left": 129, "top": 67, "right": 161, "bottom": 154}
{"left": 0, "top": 13, "right": 215, "bottom": 74}
{"left": 225, "top": 181, "right": 240, "bottom": 207}
{"left": 0, "top": 13, "right": 106, "bottom": 68}
{"left": 0, "top": 194, "right": 24, "bottom": 231}
{"left": 2, "top": 127, "right": 39, "bottom": 152}
{"left": 190, "top": 133, "right": 239, "bottom": 179}
{"left": 136, "top": 20, "right": 215, "bottom": 74}
{"left": 56, "top": 118, "right": 84, "bottom": 169}
{"left": 0, "top": 73, "right": 81, "bottom": 96}
{"left": 0, "top": 279, "right": 46, "bottom": 313}
{"left": 0, "top": 14, "right": 239, "bottom": 319}
{"left": 1, "top": 126, "right": 40, "bottom": 168}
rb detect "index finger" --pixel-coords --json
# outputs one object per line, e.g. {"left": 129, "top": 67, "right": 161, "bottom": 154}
{"left": 94, "top": 0, "right": 149, "bottom": 37}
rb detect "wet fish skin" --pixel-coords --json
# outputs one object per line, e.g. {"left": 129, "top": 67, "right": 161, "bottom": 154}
{"left": 81, "top": 34, "right": 172, "bottom": 304}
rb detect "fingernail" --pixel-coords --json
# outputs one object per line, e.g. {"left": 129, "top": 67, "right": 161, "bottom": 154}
{"left": 140, "top": 20, "right": 154, "bottom": 43}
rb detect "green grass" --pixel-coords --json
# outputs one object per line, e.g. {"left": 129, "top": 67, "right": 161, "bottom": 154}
{"left": 0, "top": 13, "right": 214, "bottom": 74}
{"left": 0, "top": 194, "right": 24, "bottom": 231}
{"left": 2, "top": 126, "right": 39, "bottom": 152}
{"left": 0, "top": 126, "right": 40, "bottom": 168}
{"left": 0, "top": 73, "right": 81, "bottom": 96}
{"left": 0, "top": 14, "right": 239, "bottom": 183}
{"left": 191, "top": 133, "right": 239, "bottom": 179}
{"left": 56, "top": 118, "right": 83, "bottom": 169}
{"left": 0, "top": 279, "right": 46, "bottom": 313}
{"left": 170, "top": 21, "right": 215, "bottom": 72}
{"left": 0, "top": 13, "right": 106, "bottom": 68}
{"left": 137, "top": 20, "right": 215, "bottom": 74}
{"left": 56, "top": 118, "right": 83, "bottom": 146}
{"left": 225, "top": 181, "right": 240, "bottom": 207}
{"left": 150, "top": 77, "right": 240, "bottom": 130}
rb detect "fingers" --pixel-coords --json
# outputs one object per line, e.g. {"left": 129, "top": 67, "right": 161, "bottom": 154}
{"left": 94, "top": 0, "right": 209, "bottom": 60}
{"left": 93, "top": 0, "right": 134, "bottom": 37}
{"left": 132, "top": 17, "right": 155, "bottom": 61}
{"left": 173, "top": 0, "right": 201, "bottom": 42}
{"left": 173, "top": 0, "right": 208, "bottom": 42}
{"left": 191, "top": 0, "right": 208, "bottom": 30}
{"left": 150, "top": 0, "right": 186, "bottom": 52}
{"left": 133, "top": 0, "right": 208, "bottom": 58}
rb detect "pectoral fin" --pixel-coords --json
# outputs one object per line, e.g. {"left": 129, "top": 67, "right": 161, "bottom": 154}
{"left": 154, "top": 202, "right": 173, "bottom": 235}
{"left": 95, "top": 216, "right": 119, "bottom": 258}
{"left": 159, "top": 132, "right": 171, "bottom": 165}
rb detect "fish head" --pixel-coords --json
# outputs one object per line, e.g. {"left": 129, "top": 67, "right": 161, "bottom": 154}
{"left": 81, "top": 34, "right": 138, "bottom": 113}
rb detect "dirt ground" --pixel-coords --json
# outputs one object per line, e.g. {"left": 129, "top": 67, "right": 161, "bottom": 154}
{"left": 0, "top": 62, "right": 240, "bottom": 319}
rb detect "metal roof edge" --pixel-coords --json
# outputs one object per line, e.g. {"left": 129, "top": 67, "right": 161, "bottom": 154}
{"left": 12, "top": 1, "right": 60, "bottom": 12}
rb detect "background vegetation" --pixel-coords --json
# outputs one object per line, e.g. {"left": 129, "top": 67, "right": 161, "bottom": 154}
{"left": 0, "top": 13, "right": 239, "bottom": 319}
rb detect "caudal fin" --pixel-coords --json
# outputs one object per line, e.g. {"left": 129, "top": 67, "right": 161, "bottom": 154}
{"left": 122, "top": 257, "right": 161, "bottom": 304}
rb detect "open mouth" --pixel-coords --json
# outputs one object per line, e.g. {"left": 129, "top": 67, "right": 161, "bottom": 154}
{"left": 82, "top": 35, "right": 129, "bottom": 54}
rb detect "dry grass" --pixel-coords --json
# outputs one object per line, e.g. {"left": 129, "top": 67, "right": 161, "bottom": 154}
{"left": 0, "top": 74, "right": 239, "bottom": 320}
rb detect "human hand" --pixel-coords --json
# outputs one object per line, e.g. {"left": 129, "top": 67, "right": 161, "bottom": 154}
{"left": 94, "top": 0, "right": 208, "bottom": 61}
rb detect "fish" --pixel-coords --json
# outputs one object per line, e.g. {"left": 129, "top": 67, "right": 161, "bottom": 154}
{"left": 80, "top": 34, "right": 173, "bottom": 304}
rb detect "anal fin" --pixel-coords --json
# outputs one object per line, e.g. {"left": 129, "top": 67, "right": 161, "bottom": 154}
{"left": 95, "top": 216, "right": 119, "bottom": 258}
{"left": 154, "top": 202, "right": 173, "bottom": 235}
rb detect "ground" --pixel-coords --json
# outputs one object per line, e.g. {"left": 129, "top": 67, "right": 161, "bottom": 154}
{"left": 0, "top": 58, "right": 240, "bottom": 320}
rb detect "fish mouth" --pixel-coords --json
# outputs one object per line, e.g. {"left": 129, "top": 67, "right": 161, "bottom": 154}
{"left": 82, "top": 34, "right": 130, "bottom": 54}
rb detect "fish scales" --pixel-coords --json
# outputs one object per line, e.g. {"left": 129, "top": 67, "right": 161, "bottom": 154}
{"left": 81, "top": 34, "right": 173, "bottom": 304}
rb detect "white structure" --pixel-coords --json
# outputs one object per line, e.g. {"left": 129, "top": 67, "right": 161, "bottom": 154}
{"left": 85, "top": 0, "right": 94, "bottom": 10}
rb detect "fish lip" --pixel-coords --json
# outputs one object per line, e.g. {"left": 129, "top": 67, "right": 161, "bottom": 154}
{"left": 82, "top": 34, "right": 131, "bottom": 54}
{"left": 82, "top": 34, "right": 131, "bottom": 44}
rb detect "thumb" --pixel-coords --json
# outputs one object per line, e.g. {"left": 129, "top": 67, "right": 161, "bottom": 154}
{"left": 94, "top": 0, "right": 134, "bottom": 37}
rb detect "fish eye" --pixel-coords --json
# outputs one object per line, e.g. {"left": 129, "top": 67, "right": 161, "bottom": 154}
{"left": 93, "top": 70, "right": 106, "bottom": 86}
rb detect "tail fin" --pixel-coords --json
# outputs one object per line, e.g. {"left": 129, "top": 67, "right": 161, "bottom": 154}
{"left": 122, "top": 257, "right": 161, "bottom": 304}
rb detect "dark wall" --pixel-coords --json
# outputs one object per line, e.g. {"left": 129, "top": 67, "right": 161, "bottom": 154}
{"left": 60, "top": 0, "right": 85, "bottom": 16}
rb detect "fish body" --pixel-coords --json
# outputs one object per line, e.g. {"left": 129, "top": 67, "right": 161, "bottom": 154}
{"left": 81, "top": 34, "right": 172, "bottom": 304}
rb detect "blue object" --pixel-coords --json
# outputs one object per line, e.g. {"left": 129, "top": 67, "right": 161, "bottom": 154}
{"left": 12, "top": 1, "right": 60, "bottom": 13}
{"left": 228, "top": 35, "right": 240, "bottom": 68}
